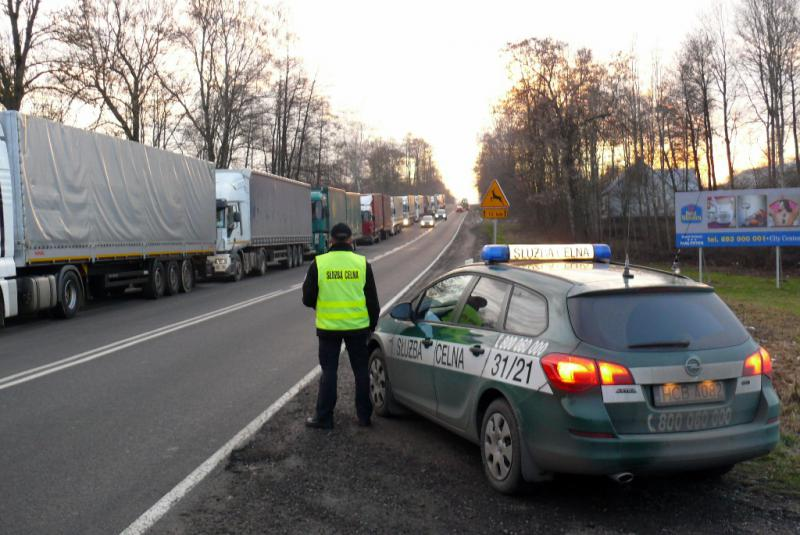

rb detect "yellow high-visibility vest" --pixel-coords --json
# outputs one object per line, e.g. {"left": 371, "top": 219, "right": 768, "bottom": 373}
{"left": 315, "top": 250, "right": 369, "bottom": 331}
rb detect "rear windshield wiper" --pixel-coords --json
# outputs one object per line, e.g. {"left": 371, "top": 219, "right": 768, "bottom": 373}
{"left": 628, "top": 340, "right": 690, "bottom": 349}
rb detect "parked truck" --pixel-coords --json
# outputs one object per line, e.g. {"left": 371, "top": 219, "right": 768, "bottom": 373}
{"left": 345, "top": 192, "right": 364, "bottom": 244}
{"left": 380, "top": 194, "right": 393, "bottom": 239}
{"left": 390, "top": 196, "right": 404, "bottom": 235}
{"left": 359, "top": 193, "right": 384, "bottom": 244}
{"left": 310, "top": 186, "right": 364, "bottom": 254}
{"left": 208, "top": 169, "right": 312, "bottom": 281}
{"left": 406, "top": 195, "right": 418, "bottom": 223}
{"left": 0, "top": 112, "right": 216, "bottom": 324}
{"left": 311, "top": 185, "right": 346, "bottom": 254}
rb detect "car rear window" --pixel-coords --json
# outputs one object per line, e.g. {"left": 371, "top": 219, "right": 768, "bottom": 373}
{"left": 567, "top": 291, "right": 749, "bottom": 352}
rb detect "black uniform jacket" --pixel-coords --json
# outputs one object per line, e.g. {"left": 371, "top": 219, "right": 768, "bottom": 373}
{"left": 302, "top": 243, "right": 381, "bottom": 337}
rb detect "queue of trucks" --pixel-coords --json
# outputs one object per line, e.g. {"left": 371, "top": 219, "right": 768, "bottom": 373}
{"left": 0, "top": 112, "right": 447, "bottom": 326}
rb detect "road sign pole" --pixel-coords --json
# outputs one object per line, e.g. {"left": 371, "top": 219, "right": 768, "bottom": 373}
{"left": 776, "top": 246, "right": 782, "bottom": 289}
{"left": 493, "top": 219, "right": 497, "bottom": 244}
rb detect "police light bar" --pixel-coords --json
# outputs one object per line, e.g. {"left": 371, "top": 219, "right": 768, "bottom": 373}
{"left": 480, "top": 244, "right": 612, "bottom": 263}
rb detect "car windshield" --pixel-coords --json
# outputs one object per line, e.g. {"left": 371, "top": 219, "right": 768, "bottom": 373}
{"left": 423, "top": 216, "right": 433, "bottom": 221}
{"left": 567, "top": 290, "right": 749, "bottom": 352}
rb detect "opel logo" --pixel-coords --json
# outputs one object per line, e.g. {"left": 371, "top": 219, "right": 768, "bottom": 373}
{"left": 685, "top": 356, "right": 702, "bottom": 377}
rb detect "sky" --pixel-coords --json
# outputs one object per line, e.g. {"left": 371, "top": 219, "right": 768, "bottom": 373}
{"left": 289, "top": 0, "right": 736, "bottom": 202}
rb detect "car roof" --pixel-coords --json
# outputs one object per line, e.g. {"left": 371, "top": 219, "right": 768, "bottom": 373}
{"left": 446, "top": 261, "right": 709, "bottom": 298}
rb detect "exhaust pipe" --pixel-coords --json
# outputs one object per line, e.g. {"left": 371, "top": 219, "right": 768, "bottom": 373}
{"left": 608, "top": 472, "right": 634, "bottom": 485}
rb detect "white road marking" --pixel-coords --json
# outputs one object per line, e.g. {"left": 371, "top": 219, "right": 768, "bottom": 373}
{"left": 0, "top": 220, "right": 452, "bottom": 392}
{"left": 120, "top": 213, "right": 467, "bottom": 535}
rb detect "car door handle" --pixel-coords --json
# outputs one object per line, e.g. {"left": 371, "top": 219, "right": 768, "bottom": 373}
{"left": 470, "top": 345, "right": 485, "bottom": 356}
{"left": 422, "top": 338, "right": 433, "bottom": 348}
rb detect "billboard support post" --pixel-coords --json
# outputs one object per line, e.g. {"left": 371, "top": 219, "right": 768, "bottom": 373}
{"left": 493, "top": 219, "right": 497, "bottom": 244}
{"left": 776, "top": 246, "right": 782, "bottom": 289}
{"left": 698, "top": 247, "right": 704, "bottom": 283}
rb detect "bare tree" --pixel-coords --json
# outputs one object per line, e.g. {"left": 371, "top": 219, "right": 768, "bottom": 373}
{"left": 707, "top": 3, "right": 739, "bottom": 187}
{"left": 0, "top": 0, "right": 45, "bottom": 110}
{"left": 53, "top": 0, "right": 173, "bottom": 142}
{"left": 737, "top": 0, "right": 799, "bottom": 186}
{"left": 162, "top": 0, "right": 266, "bottom": 168}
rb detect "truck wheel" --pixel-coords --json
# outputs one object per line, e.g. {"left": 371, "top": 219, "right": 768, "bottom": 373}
{"left": 54, "top": 270, "right": 83, "bottom": 319}
{"left": 144, "top": 260, "right": 166, "bottom": 299}
{"left": 296, "top": 246, "right": 304, "bottom": 266}
{"left": 165, "top": 261, "right": 181, "bottom": 296}
{"left": 179, "top": 259, "right": 194, "bottom": 293}
{"left": 230, "top": 254, "right": 244, "bottom": 282}
{"left": 255, "top": 249, "right": 267, "bottom": 276}
{"left": 481, "top": 398, "right": 523, "bottom": 494}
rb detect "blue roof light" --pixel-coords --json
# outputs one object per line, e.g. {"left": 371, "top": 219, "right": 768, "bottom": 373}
{"left": 481, "top": 244, "right": 510, "bottom": 263}
{"left": 592, "top": 243, "right": 612, "bottom": 263}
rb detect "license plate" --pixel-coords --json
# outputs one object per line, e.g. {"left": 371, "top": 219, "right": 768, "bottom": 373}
{"left": 654, "top": 381, "right": 725, "bottom": 407}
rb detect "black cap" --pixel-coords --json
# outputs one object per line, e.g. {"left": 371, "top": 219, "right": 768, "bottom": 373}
{"left": 330, "top": 222, "right": 352, "bottom": 241}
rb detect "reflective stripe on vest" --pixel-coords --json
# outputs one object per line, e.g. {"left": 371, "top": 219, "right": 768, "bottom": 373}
{"left": 315, "top": 251, "right": 369, "bottom": 330}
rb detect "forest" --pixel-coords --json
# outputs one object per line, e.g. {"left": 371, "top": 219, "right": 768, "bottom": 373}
{"left": 475, "top": 0, "right": 800, "bottom": 254}
{"left": 0, "top": 0, "right": 448, "bottom": 196}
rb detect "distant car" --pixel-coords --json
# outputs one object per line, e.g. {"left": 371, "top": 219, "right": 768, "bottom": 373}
{"left": 420, "top": 214, "right": 435, "bottom": 228}
{"left": 435, "top": 208, "right": 447, "bottom": 220}
{"left": 456, "top": 206, "right": 465, "bottom": 213}
{"left": 368, "top": 243, "right": 780, "bottom": 494}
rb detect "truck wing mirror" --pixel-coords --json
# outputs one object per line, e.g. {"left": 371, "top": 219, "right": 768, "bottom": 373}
{"left": 233, "top": 212, "right": 242, "bottom": 223}
{"left": 389, "top": 302, "right": 415, "bottom": 322}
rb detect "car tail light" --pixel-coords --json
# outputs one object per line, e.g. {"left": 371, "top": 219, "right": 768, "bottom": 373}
{"left": 541, "top": 354, "right": 598, "bottom": 392}
{"left": 598, "top": 360, "right": 634, "bottom": 385}
{"left": 743, "top": 347, "right": 772, "bottom": 378}
{"left": 760, "top": 347, "right": 773, "bottom": 378}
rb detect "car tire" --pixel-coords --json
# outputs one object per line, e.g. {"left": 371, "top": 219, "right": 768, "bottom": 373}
{"left": 179, "top": 259, "right": 194, "bottom": 293}
{"left": 369, "top": 348, "right": 396, "bottom": 417}
{"left": 143, "top": 260, "right": 166, "bottom": 299}
{"left": 54, "top": 270, "right": 83, "bottom": 319}
{"left": 165, "top": 261, "right": 181, "bottom": 296}
{"left": 480, "top": 398, "right": 523, "bottom": 494}
{"left": 229, "top": 254, "right": 244, "bottom": 282}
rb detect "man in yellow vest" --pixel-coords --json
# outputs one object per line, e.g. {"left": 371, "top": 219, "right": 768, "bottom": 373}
{"left": 302, "top": 223, "right": 380, "bottom": 429}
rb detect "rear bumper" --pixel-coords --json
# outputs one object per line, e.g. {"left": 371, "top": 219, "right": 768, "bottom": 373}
{"left": 530, "top": 421, "right": 779, "bottom": 475}
{"left": 517, "top": 384, "right": 781, "bottom": 477}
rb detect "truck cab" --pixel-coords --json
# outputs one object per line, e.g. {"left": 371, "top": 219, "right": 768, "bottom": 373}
{"left": 311, "top": 189, "right": 328, "bottom": 253}
{"left": 210, "top": 171, "right": 251, "bottom": 276}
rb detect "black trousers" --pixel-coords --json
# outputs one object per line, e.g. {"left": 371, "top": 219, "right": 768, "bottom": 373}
{"left": 315, "top": 333, "right": 373, "bottom": 424}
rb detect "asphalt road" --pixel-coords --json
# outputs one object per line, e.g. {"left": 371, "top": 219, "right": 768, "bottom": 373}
{"left": 0, "top": 211, "right": 466, "bottom": 535}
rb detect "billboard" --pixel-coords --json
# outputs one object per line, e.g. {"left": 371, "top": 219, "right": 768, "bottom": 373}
{"left": 675, "top": 188, "right": 800, "bottom": 247}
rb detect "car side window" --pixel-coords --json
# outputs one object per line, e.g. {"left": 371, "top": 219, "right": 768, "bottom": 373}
{"left": 457, "top": 277, "right": 510, "bottom": 330}
{"left": 504, "top": 286, "right": 548, "bottom": 336}
{"left": 416, "top": 275, "right": 474, "bottom": 323}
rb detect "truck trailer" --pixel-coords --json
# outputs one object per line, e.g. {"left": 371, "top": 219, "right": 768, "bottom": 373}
{"left": 209, "top": 169, "right": 312, "bottom": 281}
{"left": 359, "top": 193, "right": 384, "bottom": 244}
{"left": 0, "top": 112, "right": 216, "bottom": 324}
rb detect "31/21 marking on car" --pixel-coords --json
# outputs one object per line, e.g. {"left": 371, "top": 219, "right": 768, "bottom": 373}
{"left": 647, "top": 407, "right": 733, "bottom": 433}
{"left": 488, "top": 353, "right": 535, "bottom": 386}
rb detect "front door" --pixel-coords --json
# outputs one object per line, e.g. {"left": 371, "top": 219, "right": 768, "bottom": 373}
{"left": 387, "top": 274, "right": 475, "bottom": 417}
{"left": 433, "top": 276, "right": 511, "bottom": 430}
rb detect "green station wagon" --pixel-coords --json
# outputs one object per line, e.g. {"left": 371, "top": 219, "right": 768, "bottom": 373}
{"left": 367, "top": 244, "right": 780, "bottom": 493}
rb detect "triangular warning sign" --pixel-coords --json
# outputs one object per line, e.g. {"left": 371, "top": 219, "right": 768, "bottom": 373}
{"left": 481, "top": 180, "right": 510, "bottom": 208}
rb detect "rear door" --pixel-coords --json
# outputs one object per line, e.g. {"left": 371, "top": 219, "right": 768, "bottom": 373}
{"left": 387, "top": 274, "right": 474, "bottom": 417}
{"left": 432, "top": 277, "right": 511, "bottom": 430}
{"left": 567, "top": 290, "right": 760, "bottom": 435}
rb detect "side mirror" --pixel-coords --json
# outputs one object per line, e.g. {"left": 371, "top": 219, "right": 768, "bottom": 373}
{"left": 233, "top": 212, "right": 242, "bottom": 223}
{"left": 389, "top": 302, "right": 414, "bottom": 322}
